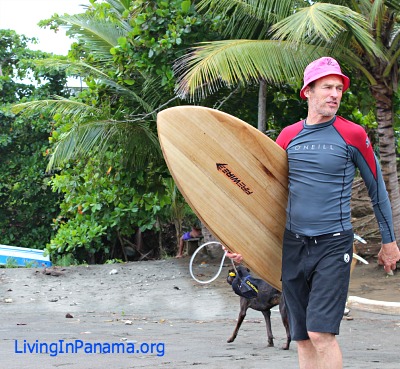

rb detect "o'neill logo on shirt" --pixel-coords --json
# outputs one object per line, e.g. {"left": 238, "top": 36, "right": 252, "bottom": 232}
{"left": 294, "top": 144, "right": 334, "bottom": 151}
{"left": 366, "top": 138, "right": 370, "bottom": 148}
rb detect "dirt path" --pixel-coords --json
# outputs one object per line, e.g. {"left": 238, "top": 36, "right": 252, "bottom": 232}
{"left": 0, "top": 257, "right": 399, "bottom": 369}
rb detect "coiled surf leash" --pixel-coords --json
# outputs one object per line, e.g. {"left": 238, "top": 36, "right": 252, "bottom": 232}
{"left": 189, "top": 241, "right": 234, "bottom": 284}
{"left": 189, "top": 234, "right": 368, "bottom": 285}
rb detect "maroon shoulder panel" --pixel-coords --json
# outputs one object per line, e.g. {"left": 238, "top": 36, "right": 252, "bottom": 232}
{"left": 333, "top": 116, "right": 377, "bottom": 179}
{"left": 276, "top": 121, "right": 304, "bottom": 149}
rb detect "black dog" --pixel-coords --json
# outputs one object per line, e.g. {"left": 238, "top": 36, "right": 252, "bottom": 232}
{"left": 227, "top": 265, "right": 291, "bottom": 350}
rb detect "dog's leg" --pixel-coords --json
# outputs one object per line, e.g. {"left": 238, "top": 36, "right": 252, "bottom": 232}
{"left": 227, "top": 298, "right": 248, "bottom": 343}
{"left": 279, "top": 296, "right": 291, "bottom": 350}
{"left": 261, "top": 309, "right": 274, "bottom": 347}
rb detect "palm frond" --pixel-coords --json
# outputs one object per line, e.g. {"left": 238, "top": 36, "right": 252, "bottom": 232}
{"left": 47, "top": 117, "right": 161, "bottom": 171}
{"left": 369, "top": 0, "right": 385, "bottom": 25}
{"left": 105, "top": 0, "right": 132, "bottom": 13}
{"left": 198, "top": 0, "right": 294, "bottom": 22}
{"left": 175, "top": 40, "right": 327, "bottom": 99}
{"left": 12, "top": 68, "right": 164, "bottom": 172}
{"left": 11, "top": 98, "right": 102, "bottom": 122}
{"left": 59, "top": 13, "right": 131, "bottom": 62}
{"left": 197, "top": 0, "right": 295, "bottom": 38}
{"left": 28, "top": 58, "right": 154, "bottom": 113}
{"left": 270, "top": 3, "right": 384, "bottom": 59}
{"left": 11, "top": 98, "right": 162, "bottom": 172}
{"left": 385, "top": 0, "right": 400, "bottom": 12}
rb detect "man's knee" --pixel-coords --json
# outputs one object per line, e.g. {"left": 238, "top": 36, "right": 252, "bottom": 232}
{"left": 308, "top": 331, "right": 336, "bottom": 350}
{"left": 297, "top": 338, "right": 312, "bottom": 349}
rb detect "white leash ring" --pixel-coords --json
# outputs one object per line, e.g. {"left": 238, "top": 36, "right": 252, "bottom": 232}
{"left": 189, "top": 241, "right": 227, "bottom": 284}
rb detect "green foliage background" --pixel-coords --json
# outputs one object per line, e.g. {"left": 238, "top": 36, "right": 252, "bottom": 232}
{"left": 0, "top": 29, "right": 65, "bottom": 250}
{"left": 2, "top": 1, "right": 399, "bottom": 264}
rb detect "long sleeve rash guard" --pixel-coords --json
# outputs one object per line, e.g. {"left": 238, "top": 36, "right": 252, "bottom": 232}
{"left": 276, "top": 116, "right": 395, "bottom": 244}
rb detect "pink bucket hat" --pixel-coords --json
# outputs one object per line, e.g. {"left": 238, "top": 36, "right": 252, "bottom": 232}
{"left": 300, "top": 57, "right": 350, "bottom": 100}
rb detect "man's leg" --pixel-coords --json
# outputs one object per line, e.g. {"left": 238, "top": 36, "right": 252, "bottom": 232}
{"left": 176, "top": 236, "right": 184, "bottom": 257}
{"left": 297, "top": 339, "right": 318, "bottom": 369}
{"left": 297, "top": 332, "right": 342, "bottom": 369}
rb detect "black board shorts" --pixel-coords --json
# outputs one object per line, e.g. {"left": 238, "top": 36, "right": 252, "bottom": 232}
{"left": 281, "top": 228, "right": 354, "bottom": 341}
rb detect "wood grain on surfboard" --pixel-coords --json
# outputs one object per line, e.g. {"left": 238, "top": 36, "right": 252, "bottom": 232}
{"left": 157, "top": 106, "right": 288, "bottom": 290}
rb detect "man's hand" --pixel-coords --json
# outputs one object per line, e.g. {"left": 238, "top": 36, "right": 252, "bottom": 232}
{"left": 222, "top": 246, "right": 243, "bottom": 264}
{"left": 377, "top": 241, "right": 400, "bottom": 273}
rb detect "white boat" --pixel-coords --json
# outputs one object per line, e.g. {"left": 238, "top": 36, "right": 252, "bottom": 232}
{"left": 0, "top": 244, "right": 52, "bottom": 267}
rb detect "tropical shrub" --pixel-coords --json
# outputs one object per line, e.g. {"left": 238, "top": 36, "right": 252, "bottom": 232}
{"left": 47, "top": 149, "right": 171, "bottom": 263}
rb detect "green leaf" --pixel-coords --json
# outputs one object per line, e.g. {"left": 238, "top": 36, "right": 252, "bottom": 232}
{"left": 181, "top": 1, "right": 191, "bottom": 14}
{"left": 118, "top": 37, "right": 127, "bottom": 48}
{"left": 123, "top": 79, "right": 135, "bottom": 85}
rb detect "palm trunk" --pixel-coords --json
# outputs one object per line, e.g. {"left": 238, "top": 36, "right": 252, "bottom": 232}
{"left": 370, "top": 82, "right": 400, "bottom": 241}
{"left": 258, "top": 79, "right": 267, "bottom": 132}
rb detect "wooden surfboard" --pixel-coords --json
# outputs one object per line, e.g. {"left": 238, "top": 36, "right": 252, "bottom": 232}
{"left": 157, "top": 106, "right": 288, "bottom": 290}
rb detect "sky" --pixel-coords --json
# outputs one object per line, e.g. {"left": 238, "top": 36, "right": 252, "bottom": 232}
{"left": 0, "top": 0, "right": 90, "bottom": 55}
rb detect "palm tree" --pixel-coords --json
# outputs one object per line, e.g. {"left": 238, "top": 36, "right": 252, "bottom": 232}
{"left": 11, "top": 59, "right": 164, "bottom": 172}
{"left": 12, "top": 0, "right": 172, "bottom": 171}
{"left": 175, "top": 0, "right": 400, "bottom": 239}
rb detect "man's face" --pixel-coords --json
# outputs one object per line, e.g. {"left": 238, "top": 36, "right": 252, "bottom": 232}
{"left": 304, "top": 75, "right": 344, "bottom": 121}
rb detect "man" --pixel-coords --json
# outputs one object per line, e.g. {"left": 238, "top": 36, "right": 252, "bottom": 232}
{"left": 176, "top": 224, "right": 202, "bottom": 258}
{"left": 227, "top": 56, "right": 400, "bottom": 369}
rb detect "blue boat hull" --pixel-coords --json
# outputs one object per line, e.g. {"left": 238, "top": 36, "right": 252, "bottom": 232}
{"left": 0, "top": 244, "right": 52, "bottom": 267}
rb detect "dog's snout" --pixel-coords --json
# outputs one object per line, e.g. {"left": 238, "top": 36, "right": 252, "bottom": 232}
{"left": 227, "top": 270, "right": 236, "bottom": 285}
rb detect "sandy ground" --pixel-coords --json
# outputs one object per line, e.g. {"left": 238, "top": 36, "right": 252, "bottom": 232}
{"left": 0, "top": 254, "right": 399, "bottom": 369}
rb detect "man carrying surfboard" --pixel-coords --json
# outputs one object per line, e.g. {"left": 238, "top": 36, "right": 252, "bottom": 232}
{"left": 227, "top": 56, "right": 400, "bottom": 369}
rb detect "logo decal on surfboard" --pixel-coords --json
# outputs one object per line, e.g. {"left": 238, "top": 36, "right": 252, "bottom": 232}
{"left": 216, "top": 163, "right": 253, "bottom": 195}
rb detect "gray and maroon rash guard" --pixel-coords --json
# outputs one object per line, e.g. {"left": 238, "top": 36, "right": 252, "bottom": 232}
{"left": 276, "top": 116, "right": 395, "bottom": 243}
